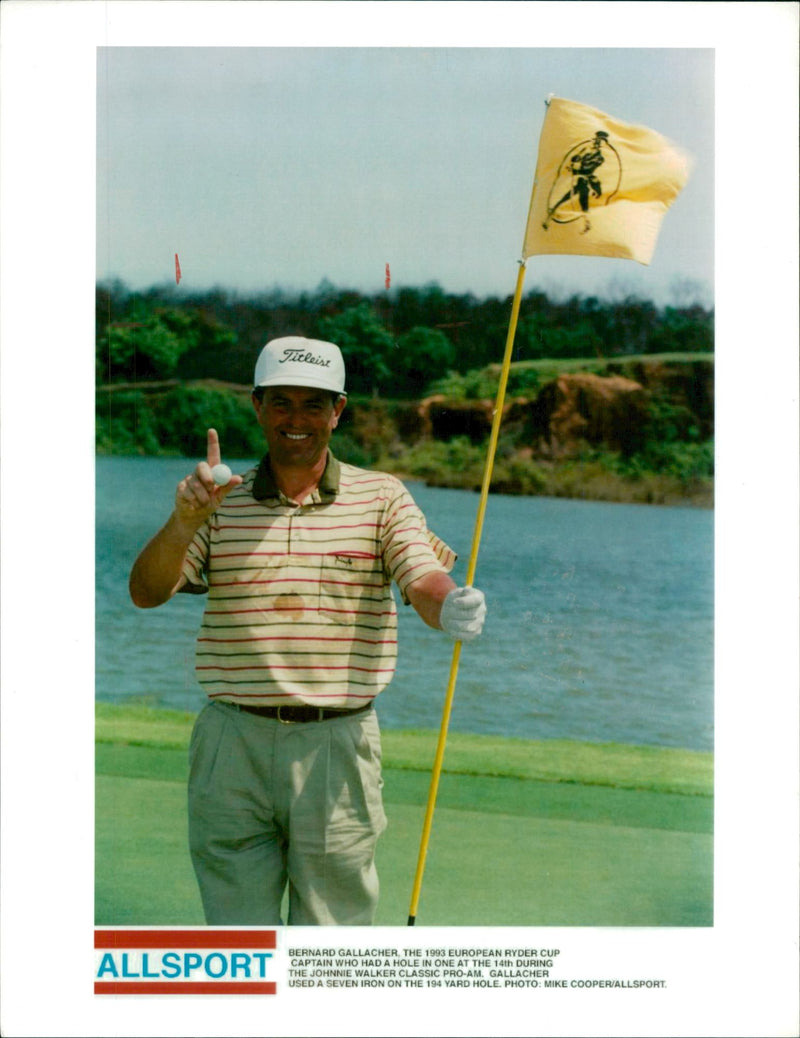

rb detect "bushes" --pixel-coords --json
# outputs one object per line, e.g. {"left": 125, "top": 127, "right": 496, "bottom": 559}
{"left": 329, "top": 432, "right": 377, "bottom": 469}
{"left": 376, "top": 440, "right": 712, "bottom": 504}
{"left": 429, "top": 354, "right": 710, "bottom": 403}
{"left": 153, "top": 386, "right": 262, "bottom": 458}
{"left": 378, "top": 438, "right": 548, "bottom": 496}
{"left": 96, "top": 385, "right": 263, "bottom": 458}
{"left": 617, "top": 441, "right": 715, "bottom": 483}
{"left": 562, "top": 442, "right": 714, "bottom": 503}
{"left": 95, "top": 376, "right": 714, "bottom": 506}
{"left": 96, "top": 392, "right": 164, "bottom": 456}
{"left": 489, "top": 455, "right": 548, "bottom": 496}
{"left": 384, "top": 437, "right": 487, "bottom": 489}
{"left": 429, "top": 364, "right": 553, "bottom": 401}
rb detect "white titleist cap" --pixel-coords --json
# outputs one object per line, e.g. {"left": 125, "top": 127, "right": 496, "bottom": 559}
{"left": 253, "top": 337, "right": 346, "bottom": 395}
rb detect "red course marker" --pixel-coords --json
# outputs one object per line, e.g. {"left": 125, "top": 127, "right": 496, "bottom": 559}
{"left": 175, "top": 253, "right": 182, "bottom": 285}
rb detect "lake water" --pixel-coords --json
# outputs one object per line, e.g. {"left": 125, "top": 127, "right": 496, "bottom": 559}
{"left": 96, "top": 456, "right": 714, "bottom": 752}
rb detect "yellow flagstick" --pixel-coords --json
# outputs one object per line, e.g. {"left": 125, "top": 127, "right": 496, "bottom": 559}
{"left": 407, "top": 259, "right": 528, "bottom": 925}
{"left": 407, "top": 93, "right": 690, "bottom": 923}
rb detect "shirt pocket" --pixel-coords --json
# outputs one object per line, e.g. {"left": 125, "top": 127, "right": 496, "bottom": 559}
{"left": 318, "top": 552, "right": 390, "bottom": 627}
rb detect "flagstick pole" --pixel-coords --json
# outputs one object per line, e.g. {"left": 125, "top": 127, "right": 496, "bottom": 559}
{"left": 407, "top": 259, "right": 528, "bottom": 925}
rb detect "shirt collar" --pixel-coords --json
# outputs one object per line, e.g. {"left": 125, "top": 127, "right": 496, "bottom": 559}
{"left": 251, "top": 450, "right": 341, "bottom": 504}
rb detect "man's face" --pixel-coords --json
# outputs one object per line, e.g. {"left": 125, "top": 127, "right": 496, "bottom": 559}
{"left": 252, "top": 386, "right": 346, "bottom": 469}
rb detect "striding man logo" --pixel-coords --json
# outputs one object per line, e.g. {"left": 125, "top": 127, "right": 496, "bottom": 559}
{"left": 542, "top": 130, "right": 622, "bottom": 235}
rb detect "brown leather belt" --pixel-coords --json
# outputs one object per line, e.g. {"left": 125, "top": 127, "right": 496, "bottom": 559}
{"left": 221, "top": 701, "right": 372, "bottom": 724}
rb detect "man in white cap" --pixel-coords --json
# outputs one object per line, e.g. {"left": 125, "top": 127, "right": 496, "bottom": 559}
{"left": 130, "top": 336, "right": 486, "bottom": 925}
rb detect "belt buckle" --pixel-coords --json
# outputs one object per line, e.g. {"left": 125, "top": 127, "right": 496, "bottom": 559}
{"left": 276, "top": 705, "right": 325, "bottom": 724}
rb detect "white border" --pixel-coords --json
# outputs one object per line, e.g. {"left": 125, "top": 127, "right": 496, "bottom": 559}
{"left": 1, "top": 3, "right": 798, "bottom": 1037}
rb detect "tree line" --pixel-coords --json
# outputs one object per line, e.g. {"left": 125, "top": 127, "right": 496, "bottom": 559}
{"left": 96, "top": 279, "right": 713, "bottom": 398}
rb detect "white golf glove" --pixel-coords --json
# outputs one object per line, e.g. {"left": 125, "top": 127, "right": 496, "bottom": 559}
{"left": 439, "top": 586, "right": 487, "bottom": 643}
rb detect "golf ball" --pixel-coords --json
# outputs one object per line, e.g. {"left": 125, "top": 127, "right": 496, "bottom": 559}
{"left": 211, "top": 463, "right": 232, "bottom": 486}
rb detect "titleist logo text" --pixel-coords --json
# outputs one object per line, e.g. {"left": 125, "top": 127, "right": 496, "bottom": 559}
{"left": 279, "top": 349, "right": 331, "bottom": 367}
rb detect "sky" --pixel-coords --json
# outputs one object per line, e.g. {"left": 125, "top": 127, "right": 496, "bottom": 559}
{"left": 97, "top": 46, "right": 715, "bottom": 305}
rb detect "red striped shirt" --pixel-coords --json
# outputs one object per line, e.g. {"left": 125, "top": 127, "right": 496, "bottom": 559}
{"left": 181, "top": 454, "right": 455, "bottom": 707}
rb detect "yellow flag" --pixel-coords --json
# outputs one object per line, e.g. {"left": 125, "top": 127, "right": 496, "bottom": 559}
{"left": 522, "top": 97, "right": 691, "bottom": 266}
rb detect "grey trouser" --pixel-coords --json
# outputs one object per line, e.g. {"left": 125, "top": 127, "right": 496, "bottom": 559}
{"left": 188, "top": 700, "right": 387, "bottom": 926}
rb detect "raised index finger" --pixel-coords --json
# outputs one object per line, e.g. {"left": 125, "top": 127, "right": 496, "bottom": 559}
{"left": 206, "top": 428, "right": 221, "bottom": 468}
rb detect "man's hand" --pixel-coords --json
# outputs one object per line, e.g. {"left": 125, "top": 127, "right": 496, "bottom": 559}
{"left": 130, "top": 429, "right": 242, "bottom": 608}
{"left": 175, "top": 428, "right": 243, "bottom": 526}
{"left": 439, "top": 586, "right": 487, "bottom": 643}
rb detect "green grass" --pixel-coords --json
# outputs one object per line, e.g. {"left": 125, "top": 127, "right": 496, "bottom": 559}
{"left": 95, "top": 702, "right": 712, "bottom": 795}
{"left": 95, "top": 702, "right": 713, "bottom": 927}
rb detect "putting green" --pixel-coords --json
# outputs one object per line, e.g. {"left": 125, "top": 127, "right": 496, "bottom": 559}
{"left": 95, "top": 704, "right": 713, "bottom": 927}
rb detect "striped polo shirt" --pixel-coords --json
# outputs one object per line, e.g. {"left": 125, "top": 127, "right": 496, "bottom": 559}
{"left": 180, "top": 452, "right": 456, "bottom": 708}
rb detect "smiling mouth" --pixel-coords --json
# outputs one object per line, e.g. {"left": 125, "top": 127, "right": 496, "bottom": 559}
{"left": 284, "top": 432, "right": 311, "bottom": 441}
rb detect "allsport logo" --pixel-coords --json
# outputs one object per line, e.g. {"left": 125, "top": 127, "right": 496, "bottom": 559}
{"left": 94, "top": 929, "right": 277, "bottom": 995}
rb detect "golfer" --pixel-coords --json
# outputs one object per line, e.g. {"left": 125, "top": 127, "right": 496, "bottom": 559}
{"left": 129, "top": 337, "right": 487, "bottom": 926}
